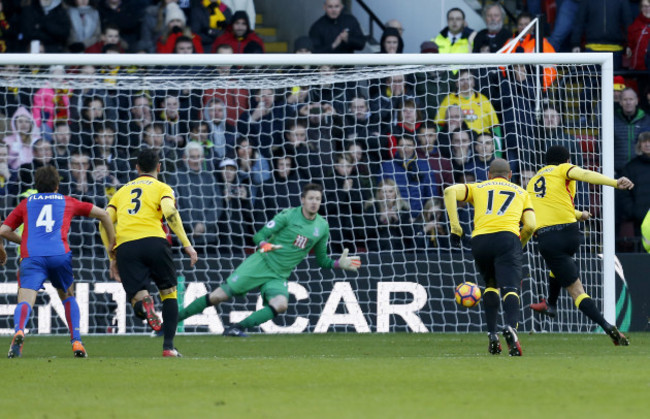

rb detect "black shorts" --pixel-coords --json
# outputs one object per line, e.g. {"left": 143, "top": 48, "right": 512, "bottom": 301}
{"left": 471, "top": 231, "right": 523, "bottom": 290}
{"left": 536, "top": 223, "right": 581, "bottom": 287}
{"left": 116, "top": 237, "right": 177, "bottom": 301}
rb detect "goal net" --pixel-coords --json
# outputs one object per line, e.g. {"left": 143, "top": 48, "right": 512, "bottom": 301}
{"left": 0, "top": 53, "right": 615, "bottom": 335}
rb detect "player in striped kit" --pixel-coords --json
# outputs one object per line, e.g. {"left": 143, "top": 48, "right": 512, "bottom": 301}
{"left": 1, "top": 166, "right": 116, "bottom": 358}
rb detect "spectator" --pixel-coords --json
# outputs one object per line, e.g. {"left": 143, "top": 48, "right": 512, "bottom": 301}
{"left": 363, "top": 178, "right": 416, "bottom": 252}
{"left": 343, "top": 141, "right": 374, "bottom": 193}
{"left": 324, "top": 153, "right": 368, "bottom": 253}
{"left": 157, "top": 2, "right": 204, "bottom": 54}
{"left": 85, "top": 23, "right": 126, "bottom": 53}
{"left": 155, "top": 92, "right": 190, "bottom": 148}
{"left": 202, "top": 97, "right": 237, "bottom": 160}
{"left": 614, "top": 75, "right": 627, "bottom": 107}
{"left": 627, "top": 0, "right": 650, "bottom": 70}
{"left": 343, "top": 95, "right": 383, "bottom": 173}
{"left": 381, "top": 135, "right": 437, "bottom": 219}
{"left": 0, "top": 0, "right": 21, "bottom": 53}
{"left": 237, "top": 88, "right": 286, "bottom": 158}
{"left": 534, "top": 107, "right": 584, "bottom": 167}
{"left": 17, "top": 139, "right": 69, "bottom": 195}
{"left": 210, "top": 10, "right": 263, "bottom": 53}
{"left": 222, "top": 0, "right": 255, "bottom": 27}
{"left": 465, "top": 133, "right": 496, "bottom": 181}
{"left": 137, "top": 0, "right": 170, "bottom": 53}
{"left": 384, "top": 19, "right": 404, "bottom": 37}
{"left": 87, "top": 158, "right": 118, "bottom": 210}
{"left": 379, "top": 27, "right": 403, "bottom": 54}
{"left": 68, "top": 0, "right": 102, "bottom": 51}
{"left": 185, "top": 120, "right": 214, "bottom": 170}
{"left": 620, "top": 132, "right": 650, "bottom": 237}
{"left": 19, "top": 0, "right": 71, "bottom": 53}
{"left": 70, "top": 95, "right": 109, "bottom": 150}
{"left": 571, "top": 0, "right": 633, "bottom": 70}
{"left": 293, "top": 35, "right": 313, "bottom": 54}
{"left": 255, "top": 155, "right": 303, "bottom": 226}
{"left": 435, "top": 69, "right": 499, "bottom": 135}
{"left": 236, "top": 136, "right": 271, "bottom": 202}
{"left": 498, "top": 64, "right": 537, "bottom": 159}
{"left": 450, "top": 128, "right": 474, "bottom": 183}
{"left": 0, "top": 144, "right": 15, "bottom": 209}
{"left": 140, "top": 122, "right": 178, "bottom": 178}
{"left": 414, "top": 197, "right": 448, "bottom": 249}
{"left": 436, "top": 104, "right": 469, "bottom": 158}
{"left": 547, "top": 0, "right": 580, "bottom": 51}
{"left": 32, "top": 65, "right": 70, "bottom": 138}
{"left": 308, "top": 0, "right": 365, "bottom": 54}
{"left": 90, "top": 122, "right": 131, "bottom": 184}
{"left": 67, "top": 152, "right": 92, "bottom": 199}
{"left": 0, "top": 65, "right": 32, "bottom": 120}
{"left": 3, "top": 106, "right": 39, "bottom": 170}
{"left": 98, "top": 0, "right": 145, "bottom": 52}
{"left": 370, "top": 73, "right": 417, "bottom": 125}
{"left": 433, "top": 7, "right": 475, "bottom": 54}
{"left": 472, "top": 2, "right": 511, "bottom": 53}
{"left": 283, "top": 118, "right": 328, "bottom": 182}
{"left": 69, "top": 65, "right": 118, "bottom": 133}
{"left": 416, "top": 122, "right": 453, "bottom": 190}
{"left": 190, "top": 0, "right": 232, "bottom": 53}
{"left": 170, "top": 141, "right": 221, "bottom": 249}
{"left": 386, "top": 99, "right": 422, "bottom": 159}
{"left": 614, "top": 87, "right": 650, "bottom": 174}
{"left": 52, "top": 120, "right": 72, "bottom": 170}
{"left": 203, "top": 43, "right": 250, "bottom": 125}
{"left": 216, "top": 158, "right": 255, "bottom": 252}
{"left": 120, "top": 92, "right": 154, "bottom": 157}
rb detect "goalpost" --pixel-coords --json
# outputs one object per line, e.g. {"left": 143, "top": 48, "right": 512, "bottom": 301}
{"left": 0, "top": 52, "right": 614, "bottom": 335}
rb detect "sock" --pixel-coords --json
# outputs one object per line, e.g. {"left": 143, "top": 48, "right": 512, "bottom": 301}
{"left": 133, "top": 300, "right": 146, "bottom": 320}
{"left": 63, "top": 296, "right": 82, "bottom": 343}
{"left": 238, "top": 306, "right": 276, "bottom": 329}
{"left": 482, "top": 288, "right": 500, "bottom": 334}
{"left": 547, "top": 275, "right": 561, "bottom": 307}
{"left": 13, "top": 302, "right": 32, "bottom": 332}
{"left": 161, "top": 298, "right": 178, "bottom": 350}
{"left": 178, "top": 294, "right": 211, "bottom": 321}
{"left": 576, "top": 294, "right": 610, "bottom": 330}
{"left": 502, "top": 289, "right": 520, "bottom": 329}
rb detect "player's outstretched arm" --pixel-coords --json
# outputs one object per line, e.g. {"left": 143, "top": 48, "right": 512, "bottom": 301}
{"left": 568, "top": 167, "right": 635, "bottom": 190}
{"left": 444, "top": 185, "right": 466, "bottom": 246}
{"left": 335, "top": 248, "right": 361, "bottom": 271}
{"left": 520, "top": 210, "right": 536, "bottom": 248}
{"left": 161, "top": 198, "right": 198, "bottom": 267}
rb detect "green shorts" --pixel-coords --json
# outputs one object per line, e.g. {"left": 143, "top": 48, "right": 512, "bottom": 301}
{"left": 222, "top": 252, "right": 289, "bottom": 303}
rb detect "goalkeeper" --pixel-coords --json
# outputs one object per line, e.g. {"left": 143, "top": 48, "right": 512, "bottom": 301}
{"left": 178, "top": 183, "right": 362, "bottom": 336}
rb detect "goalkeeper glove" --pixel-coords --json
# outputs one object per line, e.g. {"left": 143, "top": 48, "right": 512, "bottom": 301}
{"left": 450, "top": 224, "right": 463, "bottom": 248}
{"left": 336, "top": 248, "right": 361, "bottom": 271}
{"left": 259, "top": 242, "right": 282, "bottom": 253}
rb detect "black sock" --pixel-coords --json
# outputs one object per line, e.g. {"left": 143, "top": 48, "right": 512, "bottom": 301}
{"left": 577, "top": 296, "right": 610, "bottom": 330}
{"left": 133, "top": 301, "right": 146, "bottom": 320}
{"left": 547, "top": 276, "right": 561, "bottom": 307}
{"left": 162, "top": 298, "right": 178, "bottom": 350}
{"left": 502, "top": 288, "right": 520, "bottom": 329}
{"left": 483, "top": 288, "right": 500, "bottom": 334}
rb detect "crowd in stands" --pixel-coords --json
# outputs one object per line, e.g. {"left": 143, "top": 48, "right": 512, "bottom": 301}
{"left": 0, "top": 0, "right": 649, "bottom": 252}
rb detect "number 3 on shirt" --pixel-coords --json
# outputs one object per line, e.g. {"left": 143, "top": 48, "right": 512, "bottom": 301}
{"left": 128, "top": 188, "right": 143, "bottom": 214}
{"left": 36, "top": 204, "right": 55, "bottom": 232}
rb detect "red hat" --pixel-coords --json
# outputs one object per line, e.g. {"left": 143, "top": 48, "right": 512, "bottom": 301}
{"left": 614, "top": 76, "right": 626, "bottom": 91}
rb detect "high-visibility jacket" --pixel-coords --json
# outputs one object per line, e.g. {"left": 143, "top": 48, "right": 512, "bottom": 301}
{"left": 504, "top": 34, "right": 557, "bottom": 90}
{"left": 433, "top": 26, "right": 474, "bottom": 54}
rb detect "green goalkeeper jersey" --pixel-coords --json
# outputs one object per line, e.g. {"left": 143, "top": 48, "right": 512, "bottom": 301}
{"left": 253, "top": 206, "right": 335, "bottom": 278}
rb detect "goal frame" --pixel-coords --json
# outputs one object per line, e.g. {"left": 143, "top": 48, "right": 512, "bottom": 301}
{"left": 0, "top": 52, "right": 616, "bottom": 326}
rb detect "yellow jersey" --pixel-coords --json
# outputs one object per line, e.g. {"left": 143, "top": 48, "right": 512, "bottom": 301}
{"left": 526, "top": 163, "right": 577, "bottom": 230}
{"left": 465, "top": 177, "right": 533, "bottom": 237}
{"left": 108, "top": 175, "right": 175, "bottom": 247}
{"left": 434, "top": 92, "right": 499, "bottom": 134}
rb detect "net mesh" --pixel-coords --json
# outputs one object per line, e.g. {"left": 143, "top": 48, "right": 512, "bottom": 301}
{"left": 0, "top": 59, "right": 606, "bottom": 334}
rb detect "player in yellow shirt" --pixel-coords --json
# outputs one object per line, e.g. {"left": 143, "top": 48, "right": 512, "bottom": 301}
{"left": 445, "top": 159, "right": 535, "bottom": 356}
{"left": 100, "top": 149, "right": 198, "bottom": 357}
{"left": 526, "top": 146, "right": 633, "bottom": 346}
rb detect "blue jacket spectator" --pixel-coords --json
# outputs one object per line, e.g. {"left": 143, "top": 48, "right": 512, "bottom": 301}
{"left": 381, "top": 136, "right": 437, "bottom": 219}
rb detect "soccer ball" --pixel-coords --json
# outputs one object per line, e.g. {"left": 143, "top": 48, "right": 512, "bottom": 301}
{"left": 455, "top": 282, "right": 482, "bottom": 308}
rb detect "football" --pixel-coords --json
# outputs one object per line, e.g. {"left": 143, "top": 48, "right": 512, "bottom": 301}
{"left": 455, "top": 282, "right": 482, "bottom": 308}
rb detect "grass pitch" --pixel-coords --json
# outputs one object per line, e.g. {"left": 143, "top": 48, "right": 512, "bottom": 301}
{"left": 2, "top": 333, "right": 648, "bottom": 418}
